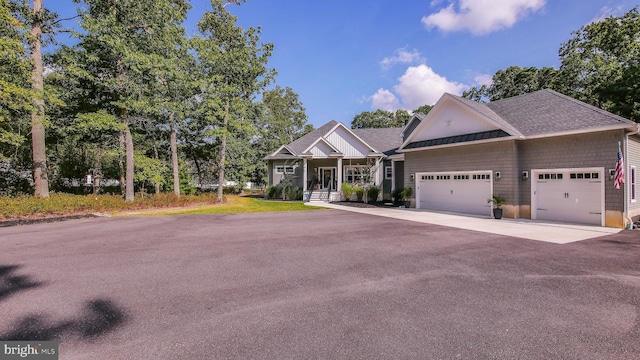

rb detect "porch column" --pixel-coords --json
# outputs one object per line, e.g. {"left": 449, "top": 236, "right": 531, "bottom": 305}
{"left": 337, "top": 157, "right": 343, "bottom": 194}
{"left": 302, "top": 158, "right": 308, "bottom": 191}
{"left": 376, "top": 157, "right": 383, "bottom": 186}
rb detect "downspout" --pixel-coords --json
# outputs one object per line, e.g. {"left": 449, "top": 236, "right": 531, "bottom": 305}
{"left": 625, "top": 126, "right": 640, "bottom": 229}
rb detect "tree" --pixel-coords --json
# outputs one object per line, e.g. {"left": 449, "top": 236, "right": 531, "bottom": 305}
{"left": 0, "top": 0, "right": 31, "bottom": 159}
{"left": 413, "top": 104, "right": 433, "bottom": 115}
{"left": 52, "top": 0, "right": 191, "bottom": 201}
{"left": 28, "top": 0, "right": 48, "bottom": 197}
{"left": 351, "top": 108, "right": 421, "bottom": 128}
{"left": 261, "top": 86, "right": 311, "bottom": 144}
{"left": 192, "top": 0, "right": 274, "bottom": 200}
{"left": 462, "top": 66, "right": 558, "bottom": 102}
{"left": 558, "top": 7, "right": 640, "bottom": 121}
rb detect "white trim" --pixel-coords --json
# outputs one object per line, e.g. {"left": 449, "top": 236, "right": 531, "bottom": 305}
{"left": 324, "top": 122, "right": 378, "bottom": 153}
{"left": 268, "top": 144, "right": 297, "bottom": 158}
{"left": 631, "top": 165, "right": 637, "bottom": 203}
{"left": 400, "top": 114, "right": 425, "bottom": 138}
{"left": 414, "top": 170, "right": 493, "bottom": 217}
{"left": 523, "top": 124, "right": 637, "bottom": 140}
{"left": 302, "top": 137, "right": 341, "bottom": 155}
{"left": 384, "top": 166, "right": 392, "bottom": 180}
{"left": 530, "top": 167, "right": 605, "bottom": 226}
{"left": 400, "top": 93, "right": 522, "bottom": 149}
{"left": 274, "top": 164, "right": 296, "bottom": 174}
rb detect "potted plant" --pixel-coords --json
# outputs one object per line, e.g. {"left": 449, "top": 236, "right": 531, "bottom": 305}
{"left": 487, "top": 194, "right": 507, "bottom": 219}
{"left": 341, "top": 183, "right": 353, "bottom": 201}
{"left": 401, "top": 187, "right": 413, "bottom": 208}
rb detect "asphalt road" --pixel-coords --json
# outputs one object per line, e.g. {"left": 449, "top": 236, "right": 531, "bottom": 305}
{"left": 1, "top": 210, "right": 639, "bottom": 359}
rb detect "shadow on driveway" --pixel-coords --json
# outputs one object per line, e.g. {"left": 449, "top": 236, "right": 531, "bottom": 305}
{"left": 0, "top": 264, "right": 127, "bottom": 341}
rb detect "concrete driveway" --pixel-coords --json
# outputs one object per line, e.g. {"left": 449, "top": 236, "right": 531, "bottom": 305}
{"left": 1, "top": 210, "right": 639, "bottom": 359}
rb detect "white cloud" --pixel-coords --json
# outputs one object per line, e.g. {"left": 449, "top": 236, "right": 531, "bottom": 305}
{"left": 369, "top": 64, "right": 467, "bottom": 111}
{"left": 474, "top": 73, "right": 493, "bottom": 86}
{"left": 380, "top": 48, "right": 424, "bottom": 70}
{"left": 422, "top": 0, "right": 546, "bottom": 35}
{"left": 370, "top": 89, "right": 400, "bottom": 111}
{"left": 589, "top": 5, "right": 625, "bottom": 24}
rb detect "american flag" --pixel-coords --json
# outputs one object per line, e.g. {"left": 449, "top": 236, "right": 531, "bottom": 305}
{"left": 614, "top": 143, "right": 624, "bottom": 189}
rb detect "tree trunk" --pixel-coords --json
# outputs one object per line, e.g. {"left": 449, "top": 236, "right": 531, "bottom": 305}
{"left": 152, "top": 143, "right": 160, "bottom": 194}
{"left": 125, "top": 126, "right": 134, "bottom": 201}
{"left": 30, "top": 0, "right": 49, "bottom": 197}
{"left": 118, "top": 132, "right": 126, "bottom": 195}
{"left": 170, "top": 112, "right": 180, "bottom": 196}
{"left": 217, "top": 102, "right": 229, "bottom": 201}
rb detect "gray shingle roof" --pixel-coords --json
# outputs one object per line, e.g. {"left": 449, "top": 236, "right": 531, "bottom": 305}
{"left": 266, "top": 120, "right": 404, "bottom": 160}
{"left": 352, "top": 127, "right": 403, "bottom": 154}
{"left": 486, "top": 89, "right": 636, "bottom": 136}
{"left": 286, "top": 120, "right": 338, "bottom": 154}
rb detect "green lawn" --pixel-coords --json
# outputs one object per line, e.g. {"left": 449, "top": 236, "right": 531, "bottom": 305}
{"left": 128, "top": 195, "right": 325, "bottom": 215}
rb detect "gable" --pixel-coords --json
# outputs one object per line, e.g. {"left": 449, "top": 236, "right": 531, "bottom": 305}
{"left": 409, "top": 97, "right": 503, "bottom": 144}
{"left": 308, "top": 139, "right": 338, "bottom": 158}
{"left": 324, "top": 125, "right": 374, "bottom": 158}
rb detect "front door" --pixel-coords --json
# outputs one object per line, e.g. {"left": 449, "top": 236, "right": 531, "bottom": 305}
{"left": 319, "top": 167, "right": 336, "bottom": 190}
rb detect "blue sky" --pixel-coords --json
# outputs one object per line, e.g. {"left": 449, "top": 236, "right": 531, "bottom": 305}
{"left": 47, "top": 0, "right": 636, "bottom": 128}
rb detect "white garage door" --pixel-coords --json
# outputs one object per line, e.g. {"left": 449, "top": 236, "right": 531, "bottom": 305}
{"left": 416, "top": 171, "right": 493, "bottom": 216}
{"left": 532, "top": 168, "right": 604, "bottom": 226}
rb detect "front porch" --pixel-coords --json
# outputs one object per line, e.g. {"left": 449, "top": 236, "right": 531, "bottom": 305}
{"left": 302, "top": 157, "right": 384, "bottom": 202}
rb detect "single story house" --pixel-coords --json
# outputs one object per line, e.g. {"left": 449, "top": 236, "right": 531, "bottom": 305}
{"left": 266, "top": 89, "right": 640, "bottom": 228}
{"left": 264, "top": 121, "right": 405, "bottom": 201}
{"left": 399, "top": 89, "right": 639, "bottom": 228}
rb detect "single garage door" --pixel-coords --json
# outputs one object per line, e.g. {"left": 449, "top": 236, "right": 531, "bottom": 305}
{"left": 532, "top": 168, "right": 604, "bottom": 226}
{"left": 416, "top": 171, "right": 493, "bottom": 216}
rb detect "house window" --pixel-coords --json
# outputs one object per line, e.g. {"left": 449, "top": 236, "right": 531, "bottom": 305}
{"left": 275, "top": 165, "right": 295, "bottom": 174}
{"left": 385, "top": 166, "right": 392, "bottom": 179}
{"left": 632, "top": 166, "right": 637, "bottom": 202}
{"left": 344, "top": 165, "right": 373, "bottom": 184}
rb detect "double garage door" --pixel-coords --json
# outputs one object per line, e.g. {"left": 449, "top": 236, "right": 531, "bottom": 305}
{"left": 416, "top": 171, "right": 493, "bottom": 216}
{"left": 532, "top": 168, "right": 604, "bottom": 226}
{"left": 416, "top": 168, "right": 605, "bottom": 226}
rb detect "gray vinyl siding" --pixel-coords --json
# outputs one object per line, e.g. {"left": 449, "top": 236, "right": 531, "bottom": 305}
{"left": 269, "top": 160, "right": 304, "bottom": 188}
{"left": 394, "top": 161, "right": 405, "bottom": 190}
{"left": 628, "top": 135, "right": 640, "bottom": 214}
{"left": 404, "top": 140, "right": 516, "bottom": 204}
{"left": 518, "top": 130, "right": 625, "bottom": 211}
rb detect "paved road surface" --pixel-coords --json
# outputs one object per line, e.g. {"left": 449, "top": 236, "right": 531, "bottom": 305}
{"left": 1, "top": 210, "right": 639, "bottom": 359}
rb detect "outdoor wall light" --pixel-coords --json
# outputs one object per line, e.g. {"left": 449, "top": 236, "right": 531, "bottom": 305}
{"left": 410, "top": 173, "right": 415, "bottom": 181}
{"left": 522, "top": 170, "right": 529, "bottom": 180}
{"left": 495, "top": 171, "right": 501, "bottom": 179}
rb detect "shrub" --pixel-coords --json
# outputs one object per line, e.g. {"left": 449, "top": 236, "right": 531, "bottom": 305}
{"left": 392, "top": 188, "right": 403, "bottom": 203}
{"left": 354, "top": 185, "right": 364, "bottom": 201}
{"left": 265, "top": 185, "right": 280, "bottom": 199}
{"left": 401, "top": 187, "right": 413, "bottom": 200}
{"left": 367, "top": 185, "right": 380, "bottom": 203}
{"left": 286, "top": 186, "right": 303, "bottom": 201}
{"left": 341, "top": 183, "right": 353, "bottom": 201}
{"left": 0, "top": 193, "right": 221, "bottom": 219}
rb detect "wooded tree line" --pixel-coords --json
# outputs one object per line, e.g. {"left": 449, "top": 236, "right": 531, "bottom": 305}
{"left": 1, "top": 0, "right": 311, "bottom": 200}
{"left": 463, "top": 8, "right": 640, "bottom": 121}
{"left": 353, "top": 8, "right": 639, "bottom": 129}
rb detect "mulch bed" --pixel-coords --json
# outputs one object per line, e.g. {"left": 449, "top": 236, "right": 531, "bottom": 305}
{"left": 331, "top": 201, "right": 401, "bottom": 209}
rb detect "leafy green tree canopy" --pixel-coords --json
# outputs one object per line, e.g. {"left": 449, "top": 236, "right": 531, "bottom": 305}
{"left": 558, "top": 7, "right": 640, "bottom": 121}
